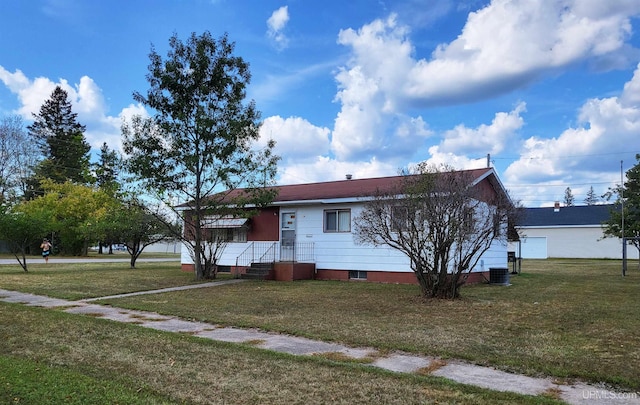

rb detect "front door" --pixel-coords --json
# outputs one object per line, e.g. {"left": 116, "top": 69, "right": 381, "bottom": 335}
{"left": 281, "top": 212, "right": 296, "bottom": 261}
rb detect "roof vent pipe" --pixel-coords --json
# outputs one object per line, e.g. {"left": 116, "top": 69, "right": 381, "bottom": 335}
{"left": 346, "top": 174, "right": 352, "bottom": 180}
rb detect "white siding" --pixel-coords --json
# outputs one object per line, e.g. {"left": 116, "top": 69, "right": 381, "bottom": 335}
{"left": 182, "top": 201, "right": 509, "bottom": 273}
{"left": 517, "top": 226, "right": 638, "bottom": 259}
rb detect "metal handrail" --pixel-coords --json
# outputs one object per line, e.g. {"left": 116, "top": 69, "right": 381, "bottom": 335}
{"left": 257, "top": 242, "right": 277, "bottom": 263}
{"left": 235, "top": 241, "right": 315, "bottom": 266}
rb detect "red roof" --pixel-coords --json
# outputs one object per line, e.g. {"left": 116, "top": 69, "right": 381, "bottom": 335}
{"left": 268, "top": 168, "right": 494, "bottom": 203}
{"left": 178, "top": 168, "right": 499, "bottom": 208}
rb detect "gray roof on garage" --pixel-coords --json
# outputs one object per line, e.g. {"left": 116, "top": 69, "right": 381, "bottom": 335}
{"left": 520, "top": 204, "right": 615, "bottom": 227}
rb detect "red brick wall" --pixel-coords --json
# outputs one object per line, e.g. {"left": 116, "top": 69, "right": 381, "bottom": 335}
{"left": 248, "top": 207, "right": 279, "bottom": 241}
{"left": 273, "top": 262, "right": 315, "bottom": 281}
{"left": 315, "top": 269, "right": 489, "bottom": 285}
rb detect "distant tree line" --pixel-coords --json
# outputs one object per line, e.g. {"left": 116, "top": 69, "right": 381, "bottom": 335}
{"left": 0, "top": 87, "right": 178, "bottom": 271}
{"left": 562, "top": 186, "right": 600, "bottom": 207}
{"left": 0, "top": 31, "right": 278, "bottom": 277}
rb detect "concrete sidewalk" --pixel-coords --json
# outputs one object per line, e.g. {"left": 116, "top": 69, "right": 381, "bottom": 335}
{"left": 0, "top": 283, "right": 638, "bottom": 405}
{"left": 0, "top": 257, "right": 178, "bottom": 265}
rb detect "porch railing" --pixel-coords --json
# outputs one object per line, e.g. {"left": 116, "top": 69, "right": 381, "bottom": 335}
{"left": 235, "top": 241, "right": 314, "bottom": 267}
{"left": 235, "top": 242, "right": 277, "bottom": 268}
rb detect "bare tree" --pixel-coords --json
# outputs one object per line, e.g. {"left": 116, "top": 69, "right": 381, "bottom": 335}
{"left": 354, "top": 164, "right": 517, "bottom": 299}
{"left": 0, "top": 115, "right": 38, "bottom": 203}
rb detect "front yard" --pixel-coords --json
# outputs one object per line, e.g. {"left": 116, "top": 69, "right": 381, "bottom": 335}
{"left": 1, "top": 258, "right": 638, "bottom": 403}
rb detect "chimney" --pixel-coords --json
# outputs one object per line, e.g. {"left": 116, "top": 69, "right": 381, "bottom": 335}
{"left": 554, "top": 201, "right": 560, "bottom": 212}
{"left": 346, "top": 174, "right": 352, "bottom": 180}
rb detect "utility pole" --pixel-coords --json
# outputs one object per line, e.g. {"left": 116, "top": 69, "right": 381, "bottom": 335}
{"left": 621, "top": 160, "right": 626, "bottom": 276}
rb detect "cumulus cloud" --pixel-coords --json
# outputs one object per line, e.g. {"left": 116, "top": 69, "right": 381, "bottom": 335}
{"left": 404, "top": 0, "right": 640, "bottom": 105}
{"left": 331, "top": 16, "right": 432, "bottom": 162}
{"left": 277, "top": 156, "right": 397, "bottom": 185}
{"left": 503, "top": 63, "right": 640, "bottom": 202}
{"left": 259, "top": 115, "right": 331, "bottom": 162}
{"left": 267, "top": 6, "right": 290, "bottom": 51}
{"left": 332, "top": 2, "right": 640, "bottom": 111}
{"left": 319, "top": 1, "right": 640, "bottom": 198}
{"left": 438, "top": 102, "right": 526, "bottom": 156}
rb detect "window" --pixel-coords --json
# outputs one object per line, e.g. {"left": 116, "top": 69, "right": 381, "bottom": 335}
{"left": 349, "top": 270, "right": 367, "bottom": 280}
{"left": 391, "top": 206, "right": 409, "bottom": 232}
{"left": 209, "top": 227, "right": 247, "bottom": 243}
{"left": 324, "top": 209, "right": 351, "bottom": 232}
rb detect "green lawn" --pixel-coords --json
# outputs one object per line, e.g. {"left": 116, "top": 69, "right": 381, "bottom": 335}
{"left": 99, "top": 259, "right": 640, "bottom": 391}
{"left": 0, "top": 303, "right": 556, "bottom": 404}
{"left": 1, "top": 259, "right": 638, "bottom": 402}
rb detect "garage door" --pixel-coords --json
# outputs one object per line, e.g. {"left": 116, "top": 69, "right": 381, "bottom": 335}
{"left": 521, "top": 237, "right": 547, "bottom": 259}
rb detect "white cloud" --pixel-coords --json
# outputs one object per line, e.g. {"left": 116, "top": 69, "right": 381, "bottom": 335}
{"left": 332, "top": 2, "right": 639, "bottom": 110}
{"left": 439, "top": 102, "right": 526, "bottom": 156}
{"left": 404, "top": 0, "right": 640, "bottom": 104}
{"left": 331, "top": 17, "right": 432, "bottom": 162}
{"left": 277, "top": 156, "right": 397, "bottom": 185}
{"left": 419, "top": 146, "right": 488, "bottom": 171}
{"left": 259, "top": 115, "right": 331, "bottom": 162}
{"left": 267, "top": 6, "right": 290, "bottom": 51}
{"left": 504, "top": 64, "right": 640, "bottom": 196}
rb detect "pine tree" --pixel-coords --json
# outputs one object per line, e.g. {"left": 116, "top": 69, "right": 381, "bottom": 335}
{"left": 93, "top": 142, "right": 121, "bottom": 194}
{"left": 27, "top": 86, "right": 91, "bottom": 186}
{"left": 564, "top": 187, "right": 575, "bottom": 206}
{"left": 584, "top": 186, "right": 599, "bottom": 205}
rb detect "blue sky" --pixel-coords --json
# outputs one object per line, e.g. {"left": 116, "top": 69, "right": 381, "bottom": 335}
{"left": 1, "top": 0, "right": 640, "bottom": 206}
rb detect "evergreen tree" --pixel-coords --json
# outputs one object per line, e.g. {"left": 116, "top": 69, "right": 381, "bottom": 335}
{"left": 564, "top": 187, "right": 575, "bottom": 206}
{"left": 584, "top": 186, "right": 599, "bottom": 205}
{"left": 27, "top": 86, "right": 91, "bottom": 188}
{"left": 93, "top": 142, "right": 122, "bottom": 194}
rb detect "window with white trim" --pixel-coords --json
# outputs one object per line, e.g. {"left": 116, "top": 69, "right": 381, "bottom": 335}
{"left": 324, "top": 209, "right": 351, "bottom": 232}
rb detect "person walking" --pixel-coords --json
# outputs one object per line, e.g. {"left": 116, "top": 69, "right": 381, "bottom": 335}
{"left": 40, "top": 238, "right": 52, "bottom": 263}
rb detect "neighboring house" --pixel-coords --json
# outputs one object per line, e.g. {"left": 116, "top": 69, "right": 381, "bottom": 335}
{"left": 180, "top": 168, "right": 510, "bottom": 283}
{"left": 510, "top": 203, "right": 636, "bottom": 259}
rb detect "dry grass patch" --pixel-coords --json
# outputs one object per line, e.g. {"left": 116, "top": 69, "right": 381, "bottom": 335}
{"left": 416, "top": 359, "right": 448, "bottom": 375}
{"left": 244, "top": 339, "right": 266, "bottom": 346}
{"left": 541, "top": 387, "right": 563, "bottom": 401}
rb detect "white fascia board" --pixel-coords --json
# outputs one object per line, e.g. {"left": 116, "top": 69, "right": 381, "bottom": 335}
{"left": 516, "top": 225, "right": 604, "bottom": 229}
{"left": 275, "top": 197, "right": 365, "bottom": 206}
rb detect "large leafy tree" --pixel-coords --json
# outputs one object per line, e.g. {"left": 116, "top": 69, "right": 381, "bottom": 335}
{"left": 103, "top": 198, "right": 179, "bottom": 268}
{"left": 0, "top": 203, "right": 51, "bottom": 271}
{"left": 123, "top": 31, "right": 278, "bottom": 280}
{"left": 354, "top": 164, "right": 518, "bottom": 299}
{"left": 603, "top": 155, "right": 640, "bottom": 268}
{"left": 27, "top": 86, "right": 91, "bottom": 195}
{"left": 21, "top": 181, "right": 114, "bottom": 256}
